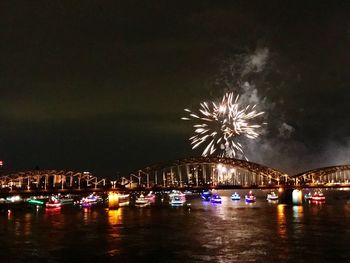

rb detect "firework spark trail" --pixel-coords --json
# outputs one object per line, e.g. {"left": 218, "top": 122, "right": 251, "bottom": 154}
{"left": 182, "top": 92, "right": 265, "bottom": 160}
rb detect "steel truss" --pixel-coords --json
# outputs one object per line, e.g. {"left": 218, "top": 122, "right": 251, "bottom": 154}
{"left": 124, "top": 157, "right": 291, "bottom": 188}
{"left": 0, "top": 170, "right": 106, "bottom": 190}
{"left": 293, "top": 165, "right": 350, "bottom": 186}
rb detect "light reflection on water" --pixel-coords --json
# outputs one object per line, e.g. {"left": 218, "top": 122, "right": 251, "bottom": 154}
{"left": 23, "top": 212, "right": 32, "bottom": 236}
{"left": 108, "top": 208, "right": 122, "bottom": 226}
{"left": 277, "top": 204, "right": 287, "bottom": 239}
{"left": 107, "top": 209, "right": 122, "bottom": 257}
{"left": 0, "top": 189, "right": 349, "bottom": 262}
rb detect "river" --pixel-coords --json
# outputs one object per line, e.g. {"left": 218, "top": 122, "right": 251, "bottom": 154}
{"left": 0, "top": 189, "right": 349, "bottom": 262}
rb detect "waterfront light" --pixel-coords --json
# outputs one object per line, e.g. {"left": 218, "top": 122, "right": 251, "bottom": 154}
{"left": 108, "top": 191, "right": 119, "bottom": 210}
{"left": 292, "top": 189, "right": 302, "bottom": 205}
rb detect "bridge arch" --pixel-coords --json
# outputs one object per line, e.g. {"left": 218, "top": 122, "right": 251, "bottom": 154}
{"left": 123, "top": 157, "right": 291, "bottom": 188}
{"left": 293, "top": 165, "right": 350, "bottom": 186}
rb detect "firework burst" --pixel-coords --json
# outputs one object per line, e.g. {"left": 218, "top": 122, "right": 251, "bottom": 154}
{"left": 182, "top": 92, "right": 265, "bottom": 160}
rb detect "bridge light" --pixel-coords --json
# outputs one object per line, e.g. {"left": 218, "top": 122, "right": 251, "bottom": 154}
{"left": 292, "top": 190, "right": 302, "bottom": 205}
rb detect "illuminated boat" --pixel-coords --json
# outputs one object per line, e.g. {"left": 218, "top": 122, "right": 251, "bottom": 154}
{"left": 117, "top": 193, "right": 130, "bottom": 207}
{"left": 170, "top": 195, "right": 186, "bottom": 206}
{"left": 311, "top": 191, "right": 326, "bottom": 202}
{"left": 6, "top": 195, "right": 22, "bottom": 203}
{"left": 267, "top": 191, "right": 279, "bottom": 201}
{"left": 145, "top": 191, "right": 156, "bottom": 202}
{"left": 201, "top": 190, "right": 212, "bottom": 201}
{"left": 231, "top": 192, "right": 241, "bottom": 201}
{"left": 135, "top": 194, "right": 150, "bottom": 207}
{"left": 211, "top": 193, "right": 222, "bottom": 203}
{"left": 169, "top": 191, "right": 186, "bottom": 206}
{"left": 59, "top": 197, "right": 74, "bottom": 205}
{"left": 169, "top": 190, "right": 185, "bottom": 199}
{"left": 80, "top": 194, "right": 101, "bottom": 207}
{"left": 27, "top": 197, "right": 47, "bottom": 206}
{"left": 245, "top": 191, "right": 256, "bottom": 203}
{"left": 304, "top": 192, "right": 312, "bottom": 201}
{"left": 46, "top": 197, "right": 62, "bottom": 208}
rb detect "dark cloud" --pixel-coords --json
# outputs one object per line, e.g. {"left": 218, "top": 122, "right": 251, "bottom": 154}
{"left": 1, "top": 1, "right": 350, "bottom": 177}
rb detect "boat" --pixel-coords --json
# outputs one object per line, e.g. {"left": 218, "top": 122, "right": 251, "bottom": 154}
{"left": 46, "top": 197, "right": 62, "bottom": 208}
{"left": 169, "top": 195, "right": 186, "bottom": 206}
{"left": 304, "top": 192, "right": 312, "bottom": 201}
{"left": 169, "top": 191, "right": 186, "bottom": 206}
{"left": 311, "top": 191, "right": 326, "bottom": 202}
{"left": 79, "top": 194, "right": 102, "bottom": 207}
{"left": 135, "top": 194, "right": 150, "bottom": 207}
{"left": 27, "top": 197, "right": 47, "bottom": 206}
{"left": 59, "top": 197, "right": 74, "bottom": 205}
{"left": 117, "top": 193, "right": 130, "bottom": 207}
{"left": 168, "top": 190, "right": 185, "bottom": 199}
{"left": 245, "top": 191, "right": 256, "bottom": 203}
{"left": 145, "top": 191, "right": 156, "bottom": 202}
{"left": 6, "top": 195, "right": 22, "bottom": 203}
{"left": 211, "top": 193, "right": 222, "bottom": 203}
{"left": 266, "top": 191, "right": 279, "bottom": 201}
{"left": 201, "top": 190, "right": 212, "bottom": 201}
{"left": 231, "top": 192, "right": 241, "bottom": 201}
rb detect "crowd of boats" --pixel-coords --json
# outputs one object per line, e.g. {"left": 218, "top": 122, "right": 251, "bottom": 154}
{"left": 0, "top": 193, "right": 108, "bottom": 211}
{"left": 137, "top": 189, "right": 326, "bottom": 206}
{"left": 0, "top": 189, "right": 327, "bottom": 212}
{"left": 0, "top": 191, "right": 158, "bottom": 211}
{"left": 201, "top": 189, "right": 325, "bottom": 203}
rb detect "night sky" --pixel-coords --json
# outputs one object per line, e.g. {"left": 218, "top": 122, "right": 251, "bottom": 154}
{"left": 1, "top": 1, "right": 350, "bottom": 178}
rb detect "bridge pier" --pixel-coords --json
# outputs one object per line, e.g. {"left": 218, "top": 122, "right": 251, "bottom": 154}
{"left": 170, "top": 167, "right": 174, "bottom": 186}
{"left": 177, "top": 166, "right": 182, "bottom": 187}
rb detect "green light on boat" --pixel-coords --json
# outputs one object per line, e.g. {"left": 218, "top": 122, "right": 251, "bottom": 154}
{"left": 28, "top": 199, "right": 45, "bottom": 205}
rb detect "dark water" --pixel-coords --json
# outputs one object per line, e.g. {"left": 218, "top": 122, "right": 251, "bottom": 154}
{"left": 1, "top": 189, "right": 350, "bottom": 262}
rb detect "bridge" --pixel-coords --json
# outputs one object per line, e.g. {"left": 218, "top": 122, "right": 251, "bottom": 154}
{"left": 293, "top": 165, "right": 350, "bottom": 187}
{"left": 0, "top": 170, "right": 111, "bottom": 195}
{"left": 1, "top": 160, "right": 350, "bottom": 194}
{"left": 119, "top": 157, "right": 292, "bottom": 189}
